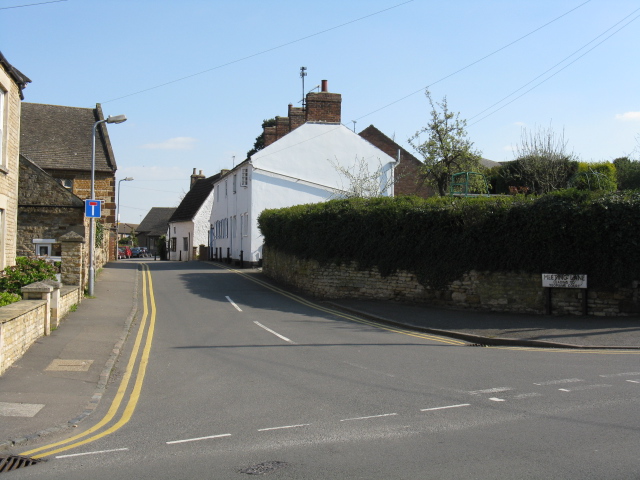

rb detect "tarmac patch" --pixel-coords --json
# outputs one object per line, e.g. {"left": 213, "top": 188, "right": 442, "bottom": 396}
{"left": 45, "top": 359, "right": 94, "bottom": 372}
{"left": 0, "top": 402, "right": 44, "bottom": 417}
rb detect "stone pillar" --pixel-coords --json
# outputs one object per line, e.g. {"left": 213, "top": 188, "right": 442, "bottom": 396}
{"left": 43, "top": 279, "right": 62, "bottom": 327}
{"left": 59, "top": 231, "right": 86, "bottom": 291}
{"left": 21, "top": 282, "right": 54, "bottom": 335}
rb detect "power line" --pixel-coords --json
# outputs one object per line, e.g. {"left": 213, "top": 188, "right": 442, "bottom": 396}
{"left": 354, "top": 0, "right": 593, "bottom": 121}
{"left": 0, "top": 0, "right": 66, "bottom": 10}
{"left": 469, "top": 7, "right": 640, "bottom": 126}
{"left": 102, "top": 0, "right": 414, "bottom": 104}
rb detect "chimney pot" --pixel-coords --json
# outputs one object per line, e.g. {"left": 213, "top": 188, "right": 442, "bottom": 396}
{"left": 321, "top": 80, "right": 328, "bottom": 92}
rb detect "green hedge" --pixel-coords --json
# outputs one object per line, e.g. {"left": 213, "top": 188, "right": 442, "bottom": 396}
{"left": 0, "top": 257, "right": 58, "bottom": 295}
{"left": 258, "top": 190, "right": 640, "bottom": 289}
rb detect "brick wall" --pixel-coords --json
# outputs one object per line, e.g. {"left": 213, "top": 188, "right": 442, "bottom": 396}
{"left": 263, "top": 248, "right": 640, "bottom": 317}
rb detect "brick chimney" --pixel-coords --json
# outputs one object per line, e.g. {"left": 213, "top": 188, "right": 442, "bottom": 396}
{"left": 288, "top": 104, "right": 305, "bottom": 131}
{"left": 190, "top": 168, "right": 205, "bottom": 189}
{"left": 275, "top": 116, "right": 290, "bottom": 140}
{"left": 305, "top": 79, "right": 341, "bottom": 123}
{"left": 263, "top": 125, "right": 277, "bottom": 147}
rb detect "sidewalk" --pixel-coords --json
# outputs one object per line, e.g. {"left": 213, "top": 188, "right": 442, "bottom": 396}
{"left": 0, "top": 261, "right": 139, "bottom": 451}
{"left": 325, "top": 299, "right": 640, "bottom": 349}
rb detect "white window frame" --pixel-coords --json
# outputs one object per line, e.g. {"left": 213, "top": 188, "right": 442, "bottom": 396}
{"left": 241, "top": 168, "right": 248, "bottom": 187}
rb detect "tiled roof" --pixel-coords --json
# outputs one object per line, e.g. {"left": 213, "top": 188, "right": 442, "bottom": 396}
{"left": 20, "top": 102, "right": 117, "bottom": 173}
{"left": 0, "top": 50, "right": 31, "bottom": 99}
{"left": 168, "top": 174, "right": 220, "bottom": 223}
{"left": 137, "top": 207, "right": 176, "bottom": 236}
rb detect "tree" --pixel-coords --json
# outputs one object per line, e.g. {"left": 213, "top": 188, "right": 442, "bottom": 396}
{"left": 328, "top": 156, "right": 395, "bottom": 198}
{"left": 505, "top": 125, "right": 578, "bottom": 194}
{"left": 246, "top": 118, "right": 276, "bottom": 158}
{"left": 408, "top": 90, "right": 483, "bottom": 196}
{"left": 614, "top": 156, "right": 640, "bottom": 190}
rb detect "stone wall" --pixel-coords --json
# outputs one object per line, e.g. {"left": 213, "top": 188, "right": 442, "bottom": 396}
{"left": 0, "top": 300, "right": 47, "bottom": 375}
{"left": 263, "top": 248, "right": 639, "bottom": 317}
{"left": 58, "top": 286, "right": 80, "bottom": 324}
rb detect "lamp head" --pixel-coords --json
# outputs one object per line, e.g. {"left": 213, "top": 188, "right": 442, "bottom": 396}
{"left": 107, "top": 114, "right": 127, "bottom": 124}
{"left": 124, "top": 177, "right": 134, "bottom": 181}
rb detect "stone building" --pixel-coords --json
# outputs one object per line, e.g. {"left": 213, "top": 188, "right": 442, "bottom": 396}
{"left": 17, "top": 154, "right": 86, "bottom": 260}
{"left": 19, "top": 102, "right": 118, "bottom": 263}
{"left": 0, "top": 51, "right": 30, "bottom": 269}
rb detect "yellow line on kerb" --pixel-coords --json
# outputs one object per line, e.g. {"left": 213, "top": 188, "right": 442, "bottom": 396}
{"left": 213, "top": 262, "right": 466, "bottom": 346}
{"left": 22, "top": 263, "right": 157, "bottom": 458}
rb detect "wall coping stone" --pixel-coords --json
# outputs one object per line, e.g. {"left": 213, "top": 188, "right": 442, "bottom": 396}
{"left": 21, "top": 282, "right": 54, "bottom": 294}
{"left": 59, "top": 231, "right": 85, "bottom": 243}
{"left": 0, "top": 300, "right": 47, "bottom": 323}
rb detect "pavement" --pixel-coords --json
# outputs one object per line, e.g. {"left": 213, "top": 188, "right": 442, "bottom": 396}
{"left": 1, "top": 261, "right": 639, "bottom": 453}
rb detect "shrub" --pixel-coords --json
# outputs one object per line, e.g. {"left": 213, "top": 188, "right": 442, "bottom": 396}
{"left": 0, "top": 257, "right": 58, "bottom": 295}
{"left": 570, "top": 162, "right": 616, "bottom": 191}
{"left": 0, "top": 291, "right": 21, "bottom": 307}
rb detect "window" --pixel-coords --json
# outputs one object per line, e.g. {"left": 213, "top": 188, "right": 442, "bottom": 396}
{"left": 55, "top": 178, "right": 73, "bottom": 190}
{"left": 183, "top": 237, "right": 188, "bottom": 251}
{"left": 170, "top": 237, "right": 177, "bottom": 252}
{"left": 243, "top": 214, "right": 249, "bottom": 236}
{"left": 0, "top": 88, "right": 5, "bottom": 168}
{"left": 33, "top": 239, "right": 61, "bottom": 259}
{"left": 241, "top": 168, "right": 248, "bottom": 187}
{"left": 233, "top": 174, "right": 237, "bottom": 194}
{"left": 225, "top": 180, "right": 228, "bottom": 197}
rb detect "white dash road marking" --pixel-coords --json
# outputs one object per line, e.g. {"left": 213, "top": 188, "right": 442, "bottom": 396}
{"left": 258, "top": 424, "right": 311, "bottom": 432}
{"left": 489, "top": 397, "right": 505, "bottom": 402}
{"left": 559, "top": 388, "right": 571, "bottom": 392}
{"left": 225, "top": 296, "right": 242, "bottom": 312}
{"left": 56, "top": 448, "right": 129, "bottom": 459}
{"left": 468, "top": 387, "right": 512, "bottom": 395}
{"left": 514, "top": 393, "right": 543, "bottom": 399}
{"left": 534, "top": 378, "right": 583, "bottom": 386}
{"left": 600, "top": 372, "right": 640, "bottom": 377}
{"left": 559, "top": 384, "right": 611, "bottom": 392}
{"left": 421, "top": 404, "right": 470, "bottom": 412}
{"left": 627, "top": 380, "right": 640, "bottom": 384}
{"left": 253, "top": 321, "right": 294, "bottom": 343}
{"left": 166, "top": 433, "right": 232, "bottom": 445}
{"left": 341, "top": 413, "right": 398, "bottom": 422}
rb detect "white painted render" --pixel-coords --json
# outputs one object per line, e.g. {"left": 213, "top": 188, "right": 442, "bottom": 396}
{"left": 210, "top": 123, "right": 396, "bottom": 264}
{"left": 169, "top": 189, "right": 214, "bottom": 261}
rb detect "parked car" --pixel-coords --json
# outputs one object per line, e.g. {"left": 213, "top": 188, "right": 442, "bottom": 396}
{"left": 130, "top": 247, "right": 141, "bottom": 257}
{"left": 118, "top": 246, "right": 132, "bottom": 259}
{"left": 138, "top": 247, "right": 151, "bottom": 257}
{"left": 130, "top": 247, "right": 151, "bottom": 258}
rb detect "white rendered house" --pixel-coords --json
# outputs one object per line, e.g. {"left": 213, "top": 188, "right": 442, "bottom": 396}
{"left": 210, "top": 82, "right": 396, "bottom": 265}
{"left": 168, "top": 169, "right": 219, "bottom": 261}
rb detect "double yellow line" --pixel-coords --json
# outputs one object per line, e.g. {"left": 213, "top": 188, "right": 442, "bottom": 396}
{"left": 22, "top": 263, "right": 157, "bottom": 459}
{"left": 213, "top": 262, "right": 466, "bottom": 346}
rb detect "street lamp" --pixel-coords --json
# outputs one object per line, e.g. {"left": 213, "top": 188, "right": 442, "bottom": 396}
{"left": 88, "top": 114, "right": 127, "bottom": 296}
{"left": 115, "top": 177, "right": 134, "bottom": 261}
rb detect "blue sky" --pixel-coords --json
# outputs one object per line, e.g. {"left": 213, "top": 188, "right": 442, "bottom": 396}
{"left": 2, "top": 0, "right": 639, "bottom": 224}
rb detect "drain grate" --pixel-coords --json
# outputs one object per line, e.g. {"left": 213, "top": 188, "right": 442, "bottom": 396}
{"left": 239, "top": 461, "right": 288, "bottom": 475}
{"left": 0, "top": 455, "right": 43, "bottom": 473}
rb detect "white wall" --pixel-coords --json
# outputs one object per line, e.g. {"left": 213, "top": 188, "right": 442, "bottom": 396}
{"left": 168, "top": 221, "right": 193, "bottom": 261}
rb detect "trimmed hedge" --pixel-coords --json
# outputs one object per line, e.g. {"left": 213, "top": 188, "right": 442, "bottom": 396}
{"left": 257, "top": 190, "right": 640, "bottom": 289}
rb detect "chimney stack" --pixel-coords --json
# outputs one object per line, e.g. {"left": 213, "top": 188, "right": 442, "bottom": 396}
{"left": 190, "top": 168, "right": 205, "bottom": 189}
{"left": 305, "top": 79, "right": 341, "bottom": 123}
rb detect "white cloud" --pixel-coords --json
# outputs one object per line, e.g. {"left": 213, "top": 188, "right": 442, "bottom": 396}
{"left": 140, "top": 137, "right": 197, "bottom": 150}
{"left": 615, "top": 112, "right": 640, "bottom": 121}
{"left": 513, "top": 121, "right": 526, "bottom": 127}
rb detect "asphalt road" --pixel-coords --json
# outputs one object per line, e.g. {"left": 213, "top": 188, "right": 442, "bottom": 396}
{"left": 11, "top": 262, "right": 640, "bottom": 479}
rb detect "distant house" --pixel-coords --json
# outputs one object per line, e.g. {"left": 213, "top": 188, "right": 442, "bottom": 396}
{"left": 17, "top": 154, "right": 85, "bottom": 261}
{"left": 0, "top": 51, "right": 30, "bottom": 268}
{"left": 210, "top": 80, "right": 397, "bottom": 266}
{"left": 358, "top": 125, "right": 433, "bottom": 198}
{"left": 117, "top": 223, "right": 138, "bottom": 244}
{"left": 168, "top": 169, "right": 220, "bottom": 261}
{"left": 137, "top": 207, "right": 176, "bottom": 255}
{"left": 19, "top": 102, "right": 119, "bottom": 262}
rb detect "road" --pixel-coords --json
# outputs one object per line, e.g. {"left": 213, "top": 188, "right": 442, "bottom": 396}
{"left": 10, "top": 261, "right": 640, "bottom": 479}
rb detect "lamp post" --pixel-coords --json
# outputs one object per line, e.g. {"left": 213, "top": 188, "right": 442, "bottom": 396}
{"left": 116, "top": 177, "right": 134, "bottom": 261}
{"left": 88, "top": 114, "right": 127, "bottom": 296}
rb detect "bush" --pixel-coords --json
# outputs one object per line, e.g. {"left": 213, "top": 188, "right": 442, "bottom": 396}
{"left": 614, "top": 157, "right": 640, "bottom": 190}
{"left": 0, "top": 291, "right": 21, "bottom": 307}
{"left": 258, "top": 191, "right": 640, "bottom": 289}
{"left": 570, "top": 162, "right": 616, "bottom": 191}
{"left": 0, "top": 257, "right": 58, "bottom": 295}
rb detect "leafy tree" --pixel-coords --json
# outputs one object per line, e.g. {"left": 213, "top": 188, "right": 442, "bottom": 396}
{"left": 247, "top": 118, "right": 277, "bottom": 158}
{"left": 504, "top": 125, "right": 578, "bottom": 194}
{"left": 570, "top": 161, "right": 616, "bottom": 191}
{"left": 409, "top": 90, "right": 483, "bottom": 196}
{"left": 614, "top": 156, "right": 640, "bottom": 190}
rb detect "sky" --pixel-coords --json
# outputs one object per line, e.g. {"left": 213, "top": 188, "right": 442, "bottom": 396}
{"left": 2, "top": 0, "right": 639, "bottom": 224}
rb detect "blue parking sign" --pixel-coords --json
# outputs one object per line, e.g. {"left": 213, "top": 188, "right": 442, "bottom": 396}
{"left": 85, "top": 199, "right": 102, "bottom": 218}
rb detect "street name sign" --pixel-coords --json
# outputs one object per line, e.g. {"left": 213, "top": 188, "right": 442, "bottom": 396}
{"left": 84, "top": 199, "right": 102, "bottom": 218}
{"left": 542, "top": 274, "right": 587, "bottom": 289}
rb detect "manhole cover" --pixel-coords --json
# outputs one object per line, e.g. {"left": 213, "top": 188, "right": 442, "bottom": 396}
{"left": 0, "top": 455, "right": 43, "bottom": 473}
{"left": 239, "top": 461, "right": 288, "bottom": 475}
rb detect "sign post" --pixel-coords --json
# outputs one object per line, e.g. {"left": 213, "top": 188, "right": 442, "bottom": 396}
{"left": 542, "top": 274, "right": 588, "bottom": 315}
